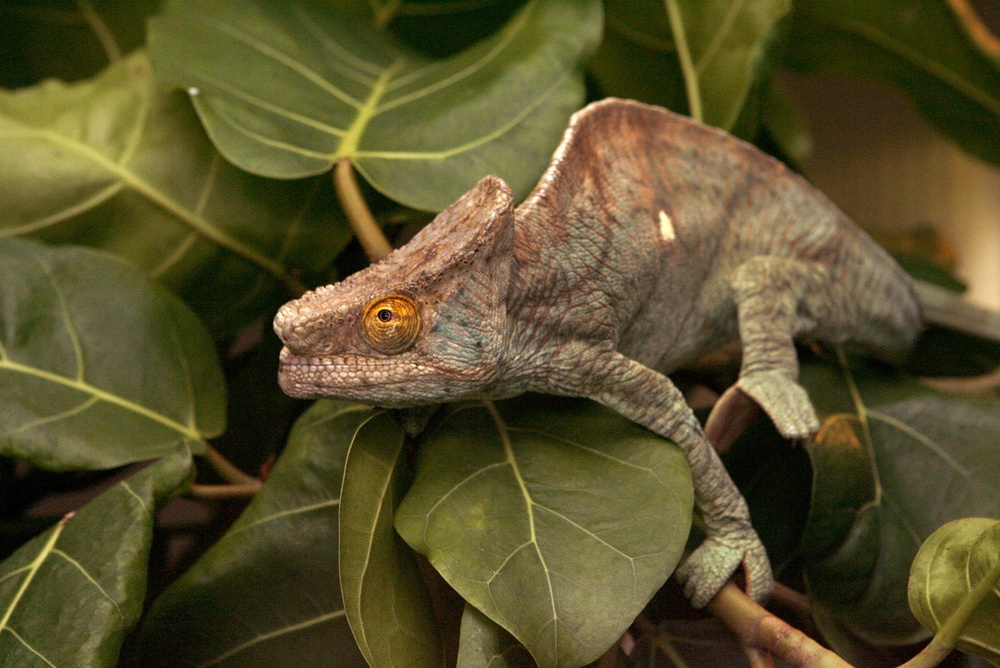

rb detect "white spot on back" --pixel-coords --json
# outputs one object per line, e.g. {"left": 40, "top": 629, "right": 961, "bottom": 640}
{"left": 188, "top": 86, "right": 200, "bottom": 96}
{"left": 658, "top": 210, "right": 675, "bottom": 242}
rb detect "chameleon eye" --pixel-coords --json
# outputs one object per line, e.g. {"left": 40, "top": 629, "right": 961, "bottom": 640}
{"left": 361, "top": 292, "right": 421, "bottom": 354}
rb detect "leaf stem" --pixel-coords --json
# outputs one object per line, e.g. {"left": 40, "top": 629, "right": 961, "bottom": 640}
{"left": 706, "top": 582, "right": 852, "bottom": 667}
{"left": 334, "top": 158, "right": 393, "bottom": 262}
{"left": 663, "top": 0, "right": 703, "bottom": 123}
{"left": 188, "top": 482, "right": 262, "bottom": 500}
{"left": 75, "top": 0, "right": 121, "bottom": 64}
{"left": 202, "top": 442, "right": 259, "bottom": 486}
{"left": 915, "top": 546, "right": 1000, "bottom": 660}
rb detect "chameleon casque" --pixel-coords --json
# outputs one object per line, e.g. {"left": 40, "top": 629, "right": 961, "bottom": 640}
{"left": 274, "top": 98, "right": 931, "bottom": 608}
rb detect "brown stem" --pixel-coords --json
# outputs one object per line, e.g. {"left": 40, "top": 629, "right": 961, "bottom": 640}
{"left": 188, "top": 481, "right": 262, "bottom": 500}
{"left": 946, "top": 0, "right": 1000, "bottom": 57}
{"left": 75, "top": 0, "right": 121, "bottom": 64}
{"left": 334, "top": 158, "right": 393, "bottom": 263}
{"left": 202, "top": 442, "right": 259, "bottom": 486}
{"left": 706, "top": 583, "right": 853, "bottom": 668}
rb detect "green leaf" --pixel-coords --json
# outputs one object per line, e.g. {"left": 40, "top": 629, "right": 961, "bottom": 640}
{"left": 457, "top": 605, "right": 536, "bottom": 668}
{"left": 0, "top": 51, "right": 350, "bottom": 335}
{"left": 778, "top": 0, "right": 1000, "bottom": 167}
{"left": 148, "top": 0, "right": 602, "bottom": 211}
{"left": 0, "top": 448, "right": 193, "bottom": 667}
{"left": 395, "top": 397, "right": 693, "bottom": 668}
{"left": 137, "top": 400, "right": 372, "bottom": 667}
{"left": 592, "top": 0, "right": 790, "bottom": 130}
{"left": 0, "top": 238, "right": 224, "bottom": 471}
{"left": 340, "top": 408, "right": 443, "bottom": 668}
{"left": 909, "top": 518, "right": 1000, "bottom": 665}
{"left": 800, "top": 358, "right": 1000, "bottom": 644}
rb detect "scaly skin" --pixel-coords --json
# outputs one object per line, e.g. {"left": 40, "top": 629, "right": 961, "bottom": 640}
{"left": 274, "top": 98, "right": 922, "bottom": 609}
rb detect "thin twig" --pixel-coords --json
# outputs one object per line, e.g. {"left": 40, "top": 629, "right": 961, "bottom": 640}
{"left": 202, "top": 442, "right": 259, "bottom": 486}
{"left": 946, "top": 0, "right": 1000, "bottom": 58}
{"left": 334, "top": 158, "right": 394, "bottom": 262}
{"left": 74, "top": 0, "right": 121, "bottom": 64}
{"left": 663, "top": 0, "right": 703, "bottom": 123}
{"left": 188, "top": 482, "right": 262, "bottom": 500}
{"left": 706, "top": 583, "right": 853, "bottom": 667}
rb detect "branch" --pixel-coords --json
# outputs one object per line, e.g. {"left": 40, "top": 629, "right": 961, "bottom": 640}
{"left": 706, "top": 583, "right": 852, "bottom": 668}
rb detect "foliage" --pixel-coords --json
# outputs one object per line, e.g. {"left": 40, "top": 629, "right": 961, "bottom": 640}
{"left": 1, "top": 1, "right": 998, "bottom": 667}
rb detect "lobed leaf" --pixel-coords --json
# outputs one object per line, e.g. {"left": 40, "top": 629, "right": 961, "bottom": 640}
{"left": 908, "top": 518, "right": 1000, "bottom": 665}
{"left": 0, "top": 449, "right": 193, "bottom": 667}
{"left": 778, "top": 0, "right": 1000, "bottom": 167}
{"left": 395, "top": 397, "right": 693, "bottom": 668}
{"left": 800, "top": 358, "right": 1000, "bottom": 645}
{"left": 137, "top": 400, "right": 373, "bottom": 667}
{"left": 0, "top": 51, "right": 349, "bottom": 335}
{"left": 148, "top": 0, "right": 602, "bottom": 211}
{"left": 339, "top": 409, "right": 443, "bottom": 668}
{"left": 0, "top": 238, "right": 224, "bottom": 471}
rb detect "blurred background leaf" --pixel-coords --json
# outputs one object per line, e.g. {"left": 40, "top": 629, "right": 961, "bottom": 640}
{"left": 0, "top": 52, "right": 349, "bottom": 336}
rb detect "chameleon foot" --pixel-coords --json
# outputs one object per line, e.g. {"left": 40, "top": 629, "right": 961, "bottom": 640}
{"left": 736, "top": 370, "right": 819, "bottom": 440}
{"left": 675, "top": 527, "right": 773, "bottom": 608}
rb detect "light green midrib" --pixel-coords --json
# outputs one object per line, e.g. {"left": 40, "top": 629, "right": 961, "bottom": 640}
{"left": 485, "top": 402, "right": 560, "bottom": 651}
{"left": 818, "top": 12, "right": 1000, "bottom": 118}
{"left": 336, "top": 60, "right": 404, "bottom": 159}
{"left": 0, "top": 516, "right": 66, "bottom": 634}
{"left": 0, "top": 359, "right": 203, "bottom": 441}
{"left": 9, "top": 128, "right": 288, "bottom": 281}
{"left": 201, "top": 610, "right": 347, "bottom": 667}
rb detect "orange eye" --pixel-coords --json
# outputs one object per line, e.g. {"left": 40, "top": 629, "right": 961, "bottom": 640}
{"left": 361, "top": 293, "right": 421, "bottom": 354}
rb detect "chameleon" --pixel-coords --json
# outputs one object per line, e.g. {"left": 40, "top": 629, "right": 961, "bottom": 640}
{"left": 273, "top": 97, "right": 995, "bottom": 609}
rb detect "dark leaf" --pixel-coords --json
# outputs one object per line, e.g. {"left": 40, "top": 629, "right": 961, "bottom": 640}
{"left": 0, "top": 449, "right": 193, "bottom": 666}
{"left": 137, "top": 400, "right": 372, "bottom": 667}
{"left": 0, "top": 238, "right": 224, "bottom": 470}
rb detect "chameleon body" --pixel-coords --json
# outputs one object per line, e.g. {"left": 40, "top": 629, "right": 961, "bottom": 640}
{"left": 274, "top": 99, "right": 922, "bottom": 608}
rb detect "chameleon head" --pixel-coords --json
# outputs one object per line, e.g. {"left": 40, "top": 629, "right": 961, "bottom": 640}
{"left": 273, "top": 176, "right": 516, "bottom": 407}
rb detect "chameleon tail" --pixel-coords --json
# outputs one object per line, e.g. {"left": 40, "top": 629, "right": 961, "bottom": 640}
{"left": 915, "top": 280, "right": 1000, "bottom": 343}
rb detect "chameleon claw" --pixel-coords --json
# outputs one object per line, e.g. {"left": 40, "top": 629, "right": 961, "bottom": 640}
{"left": 737, "top": 370, "right": 820, "bottom": 441}
{"left": 675, "top": 528, "right": 773, "bottom": 609}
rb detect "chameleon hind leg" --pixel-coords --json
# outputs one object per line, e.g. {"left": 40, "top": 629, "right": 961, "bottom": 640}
{"left": 580, "top": 352, "right": 772, "bottom": 608}
{"left": 708, "top": 257, "right": 841, "bottom": 448}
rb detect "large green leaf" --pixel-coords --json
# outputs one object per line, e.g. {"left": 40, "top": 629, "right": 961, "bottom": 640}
{"left": 592, "top": 0, "right": 790, "bottom": 130}
{"left": 800, "top": 358, "right": 1000, "bottom": 644}
{"left": 0, "top": 51, "right": 349, "bottom": 335}
{"left": 778, "top": 0, "right": 1000, "bottom": 167}
{"left": 395, "top": 397, "right": 693, "bottom": 668}
{"left": 0, "top": 238, "right": 224, "bottom": 470}
{"left": 908, "top": 517, "right": 1000, "bottom": 665}
{"left": 137, "top": 400, "right": 372, "bottom": 667}
{"left": 0, "top": 448, "right": 193, "bottom": 667}
{"left": 148, "top": 0, "right": 602, "bottom": 211}
{"left": 340, "top": 409, "right": 443, "bottom": 668}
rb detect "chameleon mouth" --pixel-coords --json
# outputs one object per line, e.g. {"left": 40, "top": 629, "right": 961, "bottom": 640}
{"left": 276, "top": 346, "right": 438, "bottom": 402}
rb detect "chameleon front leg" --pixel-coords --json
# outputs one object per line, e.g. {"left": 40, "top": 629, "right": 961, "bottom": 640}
{"left": 578, "top": 352, "right": 772, "bottom": 608}
{"left": 711, "top": 257, "right": 840, "bottom": 444}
